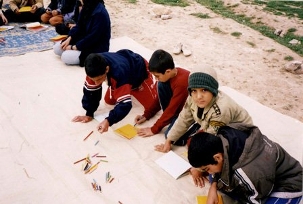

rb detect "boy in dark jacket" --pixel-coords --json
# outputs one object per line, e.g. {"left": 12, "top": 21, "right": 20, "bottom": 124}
{"left": 188, "top": 123, "right": 302, "bottom": 204}
{"left": 72, "top": 49, "right": 158, "bottom": 133}
{"left": 134, "top": 49, "right": 190, "bottom": 137}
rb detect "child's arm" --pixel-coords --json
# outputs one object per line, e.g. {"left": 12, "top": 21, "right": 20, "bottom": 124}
{"left": 207, "top": 181, "right": 219, "bottom": 204}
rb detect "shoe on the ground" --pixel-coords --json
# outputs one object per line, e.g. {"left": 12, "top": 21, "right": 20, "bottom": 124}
{"left": 161, "top": 14, "right": 172, "bottom": 20}
{"left": 173, "top": 43, "right": 182, "bottom": 55}
{"left": 182, "top": 44, "right": 192, "bottom": 57}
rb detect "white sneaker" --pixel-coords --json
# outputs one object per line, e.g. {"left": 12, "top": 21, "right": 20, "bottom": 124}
{"left": 173, "top": 43, "right": 182, "bottom": 55}
{"left": 161, "top": 14, "right": 172, "bottom": 20}
{"left": 182, "top": 44, "right": 192, "bottom": 57}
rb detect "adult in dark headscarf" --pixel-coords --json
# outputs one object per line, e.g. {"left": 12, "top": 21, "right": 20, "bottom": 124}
{"left": 53, "top": 0, "right": 110, "bottom": 67}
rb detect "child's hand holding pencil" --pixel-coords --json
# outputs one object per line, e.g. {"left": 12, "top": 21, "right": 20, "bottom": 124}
{"left": 134, "top": 115, "right": 146, "bottom": 126}
{"left": 97, "top": 119, "right": 109, "bottom": 133}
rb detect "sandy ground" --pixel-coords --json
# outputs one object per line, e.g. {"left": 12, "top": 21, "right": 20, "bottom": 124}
{"left": 2, "top": 0, "right": 302, "bottom": 121}
{"left": 105, "top": 0, "right": 303, "bottom": 123}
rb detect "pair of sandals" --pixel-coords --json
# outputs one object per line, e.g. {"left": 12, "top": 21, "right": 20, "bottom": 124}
{"left": 172, "top": 43, "right": 192, "bottom": 57}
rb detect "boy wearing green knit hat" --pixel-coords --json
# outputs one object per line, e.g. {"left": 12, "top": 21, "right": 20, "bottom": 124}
{"left": 155, "top": 66, "right": 253, "bottom": 188}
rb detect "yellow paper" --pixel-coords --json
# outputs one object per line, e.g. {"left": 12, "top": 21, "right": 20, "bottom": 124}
{"left": 196, "top": 194, "right": 223, "bottom": 204}
{"left": 19, "top": 6, "right": 32, "bottom": 12}
{"left": 50, "top": 35, "right": 68, "bottom": 41}
{"left": 0, "top": 28, "right": 6, "bottom": 31}
{"left": 114, "top": 124, "right": 137, "bottom": 139}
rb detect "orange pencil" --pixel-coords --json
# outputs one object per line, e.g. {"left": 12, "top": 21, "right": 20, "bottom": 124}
{"left": 83, "top": 131, "right": 93, "bottom": 141}
{"left": 109, "top": 177, "right": 114, "bottom": 183}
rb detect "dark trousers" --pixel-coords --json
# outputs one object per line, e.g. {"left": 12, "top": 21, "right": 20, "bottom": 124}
{"left": 157, "top": 81, "right": 201, "bottom": 145}
{"left": 4, "top": 8, "right": 45, "bottom": 23}
{"left": 157, "top": 81, "right": 178, "bottom": 138}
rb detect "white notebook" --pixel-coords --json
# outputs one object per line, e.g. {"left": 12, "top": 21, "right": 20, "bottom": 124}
{"left": 155, "top": 150, "right": 191, "bottom": 179}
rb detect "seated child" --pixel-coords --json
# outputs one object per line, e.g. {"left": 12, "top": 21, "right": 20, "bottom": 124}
{"left": 188, "top": 123, "right": 302, "bottom": 204}
{"left": 41, "top": 0, "right": 77, "bottom": 26}
{"left": 135, "top": 49, "right": 190, "bottom": 138}
{"left": 4, "top": 0, "right": 45, "bottom": 23}
{"left": 155, "top": 67, "right": 253, "bottom": 152}
{"left": 54, "top": 0, "right": 83, "bottom": 35}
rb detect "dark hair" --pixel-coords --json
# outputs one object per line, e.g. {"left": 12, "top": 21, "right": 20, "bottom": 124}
{"left": 84, "top": 53, "right": 108, "bottom": 77}
{"left": 188, "top": 132, "right": 224, "bottom": 168}
{"left": 149, "top": 49, "right": 175, "bottom": 74}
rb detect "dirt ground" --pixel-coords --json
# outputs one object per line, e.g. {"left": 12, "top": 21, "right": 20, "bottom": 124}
{"left": 3, "top": 0, "right": 302, "bottom": 122}
{"left": 106, "top": 0, "right": 303, "bottom": 122}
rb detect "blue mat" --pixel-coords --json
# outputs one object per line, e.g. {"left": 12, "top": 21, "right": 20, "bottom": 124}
{"left": 0, "top": 23, "right": 57, "bottom": 57}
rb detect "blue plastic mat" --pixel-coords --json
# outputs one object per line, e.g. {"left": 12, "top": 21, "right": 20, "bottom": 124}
{"left": 0, "top": 23, "right": 57, "bottom": 57}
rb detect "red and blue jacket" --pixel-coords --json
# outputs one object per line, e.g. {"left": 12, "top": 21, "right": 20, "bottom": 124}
{"left": 82, "top": 49, "right": 148, "bottom": 126}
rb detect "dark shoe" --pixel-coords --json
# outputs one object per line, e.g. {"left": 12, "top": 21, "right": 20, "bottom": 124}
{"left": 173, "top": 123, "right": 201, "bottom": 146}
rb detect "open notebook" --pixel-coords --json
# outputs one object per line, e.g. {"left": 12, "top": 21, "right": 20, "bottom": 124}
{"left": 155, "top": 150, "right": 191, "bottom": 179}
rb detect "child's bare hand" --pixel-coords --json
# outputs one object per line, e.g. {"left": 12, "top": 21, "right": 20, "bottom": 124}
{"left": 137, "top": 127, "right": 153, "bottom": 137}
{"left": 52, "top": 10, "right": 59, "bottom": 16}
{"left": 60, "top": 36, "right": 71, "bottom": 49}
{"left": 154, "top": 140, "right": 171, "bottom": 152}
{"left": 190, "top": 168, "right": 207, "bottom": 188}
{"left": 30, "top": 5, "right": 37, "bottom": 13}
{"left": 72, "top": 115, "right": 93, "bottom": 123}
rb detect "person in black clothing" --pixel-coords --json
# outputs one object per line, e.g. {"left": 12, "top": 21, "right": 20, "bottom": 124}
{"left": 53, "top": 0, "right": 110, "bottom": 66}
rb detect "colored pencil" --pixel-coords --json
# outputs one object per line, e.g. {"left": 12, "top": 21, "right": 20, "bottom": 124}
{"left": 83, "top": 131, "right": 93, "bottom": 141}
{"left": 73, "top": 157, "right": 86, "bottom": 164}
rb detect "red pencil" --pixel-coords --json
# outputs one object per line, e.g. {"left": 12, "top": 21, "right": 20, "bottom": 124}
{"left": 83, "top": 131, "right": 93, "bottom": 141}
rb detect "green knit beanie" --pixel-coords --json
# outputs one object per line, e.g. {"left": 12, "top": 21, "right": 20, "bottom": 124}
{"left": 188, "top": 67, "right": 219, "bottom": 96}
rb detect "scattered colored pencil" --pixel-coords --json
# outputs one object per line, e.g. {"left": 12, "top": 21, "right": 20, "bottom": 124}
{"left": 73, "top": 157, "right": 86, "bottom": 164}
{"left": 83, "top": 130, "right": 93, "bottom": 141}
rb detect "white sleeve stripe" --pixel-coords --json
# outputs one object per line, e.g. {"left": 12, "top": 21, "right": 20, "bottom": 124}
{"left": 117, "top": 94, "right": 131, "bottom": 102}
{"left": 235, "top": 168, "right": 259, "bottom": 204}
{"left": 84, "top": 86, "right": 101, "bottom": 91}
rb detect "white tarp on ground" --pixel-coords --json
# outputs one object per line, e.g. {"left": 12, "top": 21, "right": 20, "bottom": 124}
{"left": 0, "top": 36, "right": 302, "bottom": 204}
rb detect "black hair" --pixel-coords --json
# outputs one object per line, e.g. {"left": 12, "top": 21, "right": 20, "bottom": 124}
{"left": 84, "top": 53, "right": 108, "bottom": 77}
{"left": 148, "top": 49, "right": 175, "bottom": 74}
{"left": 188, "top": 132, "right": 224, "bottom": 168}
